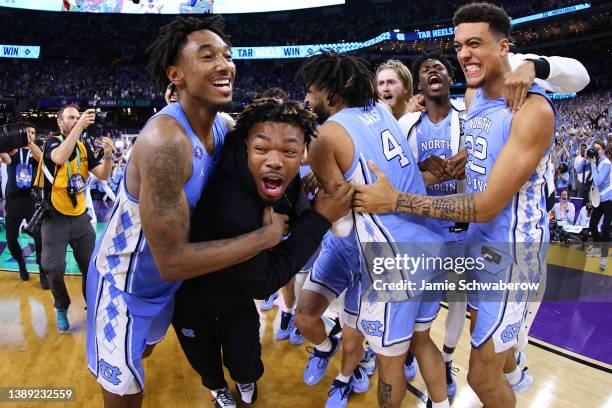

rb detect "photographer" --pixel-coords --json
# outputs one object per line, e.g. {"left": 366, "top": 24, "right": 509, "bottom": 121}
{"left": 555, "top": 162, "right": 570, "bottom": 192}
{"left": 1, "top": 122, "right": 47, "bottom": 287}
{"left": 587, "top": 140, "right": 611, "bottom": 270}
{"left": 35, "top": 104, "right": 113, "bottom": 331}
{"left": 574, "top": 143, "right": 592, "bottom": 200}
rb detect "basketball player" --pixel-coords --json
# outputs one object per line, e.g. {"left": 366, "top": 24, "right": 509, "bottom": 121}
{"left": 297, "top": 51, "right": 444, "bottom": 408}
{"left": 352, "top": 3, "right": 557, "bottom": 406}
{"left": 85, "top": 16, "right": 287, "bottom": 408}
{"left": 401, "top": 47, "right": 591, "bottom": 399}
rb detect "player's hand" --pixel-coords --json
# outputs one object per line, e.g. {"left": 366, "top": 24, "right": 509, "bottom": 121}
{"left": 76, "top": 109, "right": 96, "bottom": 131}
{"left": 301, "top": 171, "right": 319, "bottom": 196}
{"left": 407, "top": 94, "right": 426, "bottom": 112}
{"left": 0, "top": 153, "right": 12, "bottom": 164}
{"left": 100, "top": 136, "right": 114, "bottom": 157}
{"left": 261, "top": 207, "right": 289, "bottom": 247}
{"left": 313, "top": 181, "right": 354, "bottom": 223}
{"left": 353, "top": 160, "right": 398, "bottom": 214}
{"left": 418, "top": 155, "right": 448, "bottom": 181}
{"left": 447, "top": 150, "right": 467, "bottom": 180}
{"left": 504, "top": 60, "right": 535, "bottom": 113}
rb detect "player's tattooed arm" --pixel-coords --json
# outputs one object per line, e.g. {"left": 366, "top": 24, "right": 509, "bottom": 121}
{"left": 395, "top": 192, "right": 477, "bottom": 223}
{"left": 377, "top": 378, "right": 393, "bottom": 408}
{"left": 137, "top": 118, "right": 285, "bottom": 281}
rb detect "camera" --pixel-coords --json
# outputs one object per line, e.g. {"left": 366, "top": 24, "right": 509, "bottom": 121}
{"left": 0, "top": 98, "right": 30, "bottom": 153}
{"left": 586, "top": 146, "right": 599, "bottom": 160}
{"left": 22, "top": 192, "right": 53, "bottom": 238}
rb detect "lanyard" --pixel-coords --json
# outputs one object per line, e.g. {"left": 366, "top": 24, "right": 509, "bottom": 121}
{"left": 58, "top": 135, "right": 81, "bottom": 177}
{"left": 18, "top": 148, "right": 31, "bottom": 166}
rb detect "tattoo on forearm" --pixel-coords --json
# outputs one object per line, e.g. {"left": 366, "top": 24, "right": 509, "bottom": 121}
{"left": 378, "top": 378, "right": 393, "bottom": 408}
{"left": 395, "top": 193, "right": 477, "bottom": 223}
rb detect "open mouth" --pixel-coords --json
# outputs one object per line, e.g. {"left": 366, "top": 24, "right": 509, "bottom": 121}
{"left": 428, "top": 75, "right": 442, "bottom": 90}
{"left": 211, "top": 77, "right": 232, "bottom": 95}
{"left": 261, "top": 174, "right": 285, "bottom": 198}
{"left": 464, "top": 63, "right": 483, "bottom": 78}
{"left": 382, "top": 94, "right": 393, "bottom": 101}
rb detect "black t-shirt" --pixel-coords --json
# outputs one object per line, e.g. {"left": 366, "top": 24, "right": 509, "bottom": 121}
{"left": 42, "top": 136, "right": 102, "bottom": 200}
{"left": 5, "top": 148, "right": 38, "bottom": 199}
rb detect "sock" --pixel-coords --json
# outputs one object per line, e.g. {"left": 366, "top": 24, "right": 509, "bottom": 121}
{"left": 405, "top": 351, "right": 414, "bottom": 366}
{"left": 505, "top": 366, "right": 522, "bottom": 386}
{"left": 431, "top": 399, "right": 450, "bottom": 408}
{"left": 280, "top": 302, "right": 294, "bottom": 314}
{"left": 441, "top": 350, "right": 453, "bottom": 363}
{"left": 315, "top": 337, "right": 332, "bottom": 353}
{"left": 335, "top": 372, "right": 350, "bottom": 383}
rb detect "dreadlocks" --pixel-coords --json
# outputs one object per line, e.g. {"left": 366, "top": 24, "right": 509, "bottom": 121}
{"left": 146, "top": 15, "right": 230, "bottom": 91}
{"left": 297, "top": 50, "right": 377, "bottom": 110}
{"left": 234, "top": 99, "right": 318, "bottom": 147}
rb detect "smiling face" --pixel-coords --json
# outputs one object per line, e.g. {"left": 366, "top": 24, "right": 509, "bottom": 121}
{"left": 454, "top": 22, "right": 508, "bottom": 89}
{"left": 246, "top": 121, "right": 305, "bottom": 202}
{"left": 417, "top": 58, "right": 452, "bottom": 99}
{"left": 377, "top": 68, "right": 409, "bottom": 111}
{"left": 168, "top": 29, "right": 235, "bottom": 109}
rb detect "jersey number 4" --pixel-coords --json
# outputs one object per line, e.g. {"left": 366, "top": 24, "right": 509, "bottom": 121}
{"left": 381, "top": 130, "right": 410, "bottom": 167}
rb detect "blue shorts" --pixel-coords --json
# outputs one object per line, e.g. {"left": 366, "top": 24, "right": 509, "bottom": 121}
{"left": 302, "top": 233, "right": 361, "bottom": 324}
{"left": 467, "top": 241, "right": 547, "bottom": 353}
{"left": 86, "top": 266, "right": 173, "bottom": 395}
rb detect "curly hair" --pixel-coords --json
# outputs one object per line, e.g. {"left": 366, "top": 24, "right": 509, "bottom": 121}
{"left": 296, "top": 50, "right": 377, "bottom": 110}
{"left": 234, "top": 99, "right": 318, "bottom": 147}
{"left": 411, "top": 51, "right": 456, "bottom": 84}
{"left": 453, "top": 2, "right": 511, "bottom": 38}
{"left": 146, "top": 15, "right": 230, "bottom": 91}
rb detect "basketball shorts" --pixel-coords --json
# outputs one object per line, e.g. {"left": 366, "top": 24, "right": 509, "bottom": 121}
{"left": 302, "top": 234, "right": 361, "bottom": 328}
{"left": 86, "top": 267, "right": 174, "bottom": 395}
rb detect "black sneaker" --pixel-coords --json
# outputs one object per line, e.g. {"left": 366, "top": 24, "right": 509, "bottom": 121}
{"left": 236, "top": 382, "right": 258, "bottom": 404}
{"left": 39, "top": 270, "right": 49, "bottom": 289}
{"left": 18, "top": 262, "right": 29, "bottom": 281}
{"left": 446, "top": 361, "right": 458, "bottom": 397}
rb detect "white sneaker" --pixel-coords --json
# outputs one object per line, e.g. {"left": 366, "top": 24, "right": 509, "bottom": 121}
{"left": 600, "top": 257, "right": 608, "bottom": 271}
{"left": 236, "top": 382, "right": 258, "bottom": 404}
{"left": 586, "top": 246, "right": 601, "bottom": 257}
{"left": 511, "top": 370, "right": 533, "bottom": 394}
{"left": 211, "top": 386, "right": 237, "bottom": 408}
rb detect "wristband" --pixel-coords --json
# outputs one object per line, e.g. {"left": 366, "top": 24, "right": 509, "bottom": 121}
{"left": 526, "top": 58, "right": 550, "bottom": 80}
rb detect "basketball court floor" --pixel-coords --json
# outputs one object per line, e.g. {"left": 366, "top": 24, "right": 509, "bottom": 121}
{"left": 0, "top": 245, "right": 610, "bottom": 407}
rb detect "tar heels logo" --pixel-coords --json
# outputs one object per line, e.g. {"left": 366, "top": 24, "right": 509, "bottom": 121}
{"left": 194, "top": 146, "right": 203, "bottom": 160}
{"left": 181, "top": 328, "right": 195, "bottom": 338}
{"left": 360, "top": 320, "right": 384, "bottom": 337}
{"left": 99, "top": 359, "right": 122, "bottom": 385}
{"left": 500, "top": 322, "right": 521, "bottom": 343}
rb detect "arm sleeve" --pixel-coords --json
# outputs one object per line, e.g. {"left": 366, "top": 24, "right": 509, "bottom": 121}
{"left": 509, "top": 53, "right": 590, "bottom": 93}
{"left": 1, "top": 164, "right": 7, "bottom": 198}
{"left": 232, "top": 209, "right": 331, "bottom": 299}
{"left": 44, "top": 138, "right": 60, "bottom": 162}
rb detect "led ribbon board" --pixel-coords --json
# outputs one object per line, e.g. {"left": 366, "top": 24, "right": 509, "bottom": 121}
{"left": 0, "top": 44, "right": 40, "bottom": 59}
{"left": 232, "top": 3, "right": 591, "bottom": 59}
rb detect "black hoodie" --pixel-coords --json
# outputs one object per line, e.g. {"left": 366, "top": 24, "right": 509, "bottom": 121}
{"left": 181, "top": 131, "right": 330, "bottom": 312}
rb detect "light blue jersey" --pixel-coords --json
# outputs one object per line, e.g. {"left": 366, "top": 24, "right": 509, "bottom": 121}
{"left": 465, "top": 86, "right": 556, "bottom": 244}
{"left": 328, "top": 103, "right": 441, "bottom": 301}
{"left": 86, "top": 103, "right": 229, "bottom": 394}
{"left": 464, "top": 85, "right": 557, "bottom": 351}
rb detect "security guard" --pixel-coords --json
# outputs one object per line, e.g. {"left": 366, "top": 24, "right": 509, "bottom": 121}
{"left": 35, "top": 104, "right": 113, "bottom": 331}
